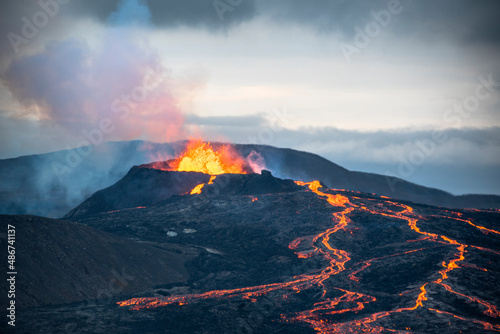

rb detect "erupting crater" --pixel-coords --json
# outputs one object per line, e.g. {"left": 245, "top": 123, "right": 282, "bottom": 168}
{"left": 148, "top": 140, "right": 255, "bottom": 175}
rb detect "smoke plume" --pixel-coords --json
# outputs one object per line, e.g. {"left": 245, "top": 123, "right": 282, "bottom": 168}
{"left": 1, "top": 0, "right": 194, "bottom": 144}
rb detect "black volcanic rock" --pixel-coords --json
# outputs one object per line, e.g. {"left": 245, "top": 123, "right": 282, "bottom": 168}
{"left": 199, "top": 170, "right": 302, "bottom": 196}
{"left": 0, "top": 215, "right": 195, "bottom": 308}
{"left": 64, "top": 167, "right": 211, "bottom": 219}
{"left": 65, "top": 168, "right": 303, "bottom": 219}
{"left": 45, "top": 177, "right": 500, "bottom": 334}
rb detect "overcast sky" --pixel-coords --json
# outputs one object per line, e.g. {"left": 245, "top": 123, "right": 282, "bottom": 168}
{"left": 0, "top": 0, "right": 499, "bottom": 195}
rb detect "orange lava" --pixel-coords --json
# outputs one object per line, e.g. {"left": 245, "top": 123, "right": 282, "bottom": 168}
{"left": 175, "top": 140, "right": 247, "bottom": 175}
{"left": 295, "top": 181, "right": 349, "bottom": 207}
{"left": 118, "top": 179, "right": 500, "bottom": 333}
{"left": 190, "top": 183, "right": 204, "bottom": 195}
{"left": 429, "top": 308, "right": 500, "bottom": 331}
{"left": 105, "top": 206, "right": 146, "bottom": 214}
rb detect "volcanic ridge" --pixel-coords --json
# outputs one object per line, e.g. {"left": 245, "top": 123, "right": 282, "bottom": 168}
{"left": 1, "top": 141, "right": 500, "bottom": 334}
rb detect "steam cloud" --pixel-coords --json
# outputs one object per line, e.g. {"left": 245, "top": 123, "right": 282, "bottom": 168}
{"left": 0, "top": 0, "right": 200, "bottom": 218}
{"left": 1, "top": 0, "right": 190, "bottom": 144}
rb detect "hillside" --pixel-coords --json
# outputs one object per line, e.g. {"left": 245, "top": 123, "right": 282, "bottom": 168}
{"left": 0, "top": 215, "right": 195, "bottom": 308}
{"left": 0, "top": 141, "right": 499, "bottom": 220}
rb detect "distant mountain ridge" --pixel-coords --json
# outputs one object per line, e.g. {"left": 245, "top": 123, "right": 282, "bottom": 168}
{"left": 0, "top": 140, "right": 498, "bottom": 219}
{"left": 232, "top": 144, "right": 500, "bottom": 210}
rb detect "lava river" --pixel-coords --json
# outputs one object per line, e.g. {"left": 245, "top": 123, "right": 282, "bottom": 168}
{"left": 118, "top": 179, "right": 500, "bottom": 333}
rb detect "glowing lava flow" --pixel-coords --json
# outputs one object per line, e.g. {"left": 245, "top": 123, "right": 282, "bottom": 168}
{"left": 118, "top": 180, "right": 357, "bottom": 316}
{"left": 118, "top": 180, "right": 500, "bottom": 333}
{"left": 188, "top": 176, "right": 216, "bottom": 195}
{"left": 175, "top": 140, "right": 248, "bottom": 175}
{"left": 189, "top": 183, "right": 204, "bottom": 195}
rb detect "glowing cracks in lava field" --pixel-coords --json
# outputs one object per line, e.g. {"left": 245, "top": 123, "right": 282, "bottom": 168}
{"left": 176, "top": 140, "right": 247, "bottom": 175}
{"left": 118, "top": 180, "right": 500, "bottom": 333}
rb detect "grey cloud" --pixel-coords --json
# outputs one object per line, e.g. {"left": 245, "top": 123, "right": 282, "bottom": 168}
{"left": 256, "top": 0, "right": 386, "bottom": 35}
{"left": 255, "top": 0, "right": 500, "bottom": 46}
{"left": 67, "top": 0, "right": 257, "bottom": 29}
{"left": 0, "top": 0, "right": 257, "bottom": 64}
{"left": 296, "top": 127, "right": 500, "bottom": 152}
{"left": 2, "top": 0, "right": 499, "bottom": 63}
{"left": 0, "top": 1, "right": 68, "bottom": 65}
{"left": 2, "top": 38, "right": 92, "bottom": 123}
{"left": 60, "top": 0, "right": 500, "bottom": 50}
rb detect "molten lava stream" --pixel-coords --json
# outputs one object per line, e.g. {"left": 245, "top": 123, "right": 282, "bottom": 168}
{"left": 119, "top": 181, "right": 356, "bottom": 314}
{"left": 118, "top": 180, "right": 500, "bottom": 333}
{"left": 344, "top": 198, "right": 500, "bottom": 332}
{"left": 189, "top": 183, "right": 204, "bottom": 195}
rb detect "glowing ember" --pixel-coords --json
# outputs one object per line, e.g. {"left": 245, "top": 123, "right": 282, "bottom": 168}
{"left": 176, "top": 140, "right": 247, "bottom": 175}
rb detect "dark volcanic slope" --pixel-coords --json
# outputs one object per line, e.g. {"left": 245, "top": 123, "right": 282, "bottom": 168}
{"left": 0, "top": 140, "right": 184, "bottom": 218}
{"left": 0, "top": 215, "right": 195, "bottom": 308}
{"left": 34, "top": 171, "right": 500, "bottom": 334}
{"left": 64, "top": 169, "right": 301, "bottom": 219}
{"left": 64, "top": 167, "right": 211, "bottom": 218}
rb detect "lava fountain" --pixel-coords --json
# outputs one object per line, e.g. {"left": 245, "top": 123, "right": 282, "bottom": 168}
{"left": 150, "top": 139, "right": 255, "bottom": 175}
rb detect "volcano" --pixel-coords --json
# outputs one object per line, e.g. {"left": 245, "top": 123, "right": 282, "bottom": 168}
{"left": 1, "top": 140, "right": 499, "bottom": 219}
{"left": 2, "top": 141, "right": 499, "bottom": 333}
